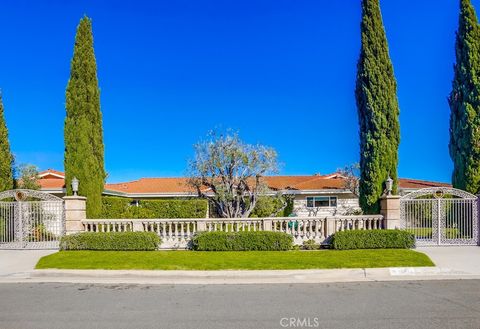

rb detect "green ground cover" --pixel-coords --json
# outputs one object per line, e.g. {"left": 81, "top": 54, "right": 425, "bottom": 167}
{"left": 36, "top": 249, "right": 434, "bottom": 270}
{"left": 405, "top": 228, "right": 460, "bottom": 239}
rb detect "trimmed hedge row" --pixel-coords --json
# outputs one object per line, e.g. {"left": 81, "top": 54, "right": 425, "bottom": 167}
{"left": 331, "top": 230, "right": 415, "bottom": 250}
{"left": 100, "top": 196, "right": 208, "bottom": 219}
{"left": 60, "top": 232, "right": 161, "bottom": 251}
{"left": 192, "top": 231, "right": 293, "bottom": 251}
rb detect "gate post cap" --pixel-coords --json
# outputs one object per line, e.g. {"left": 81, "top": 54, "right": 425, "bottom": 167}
{"left": 63, "top": 195, "right": 87, "bottom": 200}
{"left": 381, "top": 195, "right": 401, "bottom": 200}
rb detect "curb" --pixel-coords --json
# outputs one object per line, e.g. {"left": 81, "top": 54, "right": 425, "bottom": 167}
{"left": 0, "top": 267, "right": 473, "bottom": 285}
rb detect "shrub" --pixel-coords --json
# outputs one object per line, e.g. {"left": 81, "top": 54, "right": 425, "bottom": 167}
{"left": 192, "top": 231, "right": 293, "bottom": 251}
{"left": 60, "top": 232, "right": 161, "bottom": 251}
{"left": 302, "top": 239, "right": 320, "bottom": 250}
{"left": 331, "top": 230, "right": 415, "bottom": 250}
{"left": 99, "top": 196, "right": 208, "bottom": 219}
{"left": 249, "top": 196, "right": 294, "bottom": 218}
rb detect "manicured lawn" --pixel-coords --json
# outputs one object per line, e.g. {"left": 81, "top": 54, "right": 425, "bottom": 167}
{"left": 36, "top": 249, "right": 434, "bottom": 270}
{"left": 405, "top": 228, "right": 460, "bottom": 239}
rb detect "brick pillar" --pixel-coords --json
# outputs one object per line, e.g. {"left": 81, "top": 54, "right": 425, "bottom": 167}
{"left": 63, "top": 196, "right": 87, "bottom": 235}
{"left": 380, "top": 195, "right": 401, "bottom": 229}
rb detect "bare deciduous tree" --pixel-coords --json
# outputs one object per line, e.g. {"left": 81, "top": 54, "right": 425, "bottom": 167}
{"left": 337, "top": 163, "right": 360, "bottom": 197}
{"left": 188, "top": 130, "right": 278, "bottom": 218}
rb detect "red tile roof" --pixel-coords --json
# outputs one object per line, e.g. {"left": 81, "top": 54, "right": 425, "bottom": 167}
{"left": 38, "top": 169, "right": 65, "bottom": 179}
{"left": 39, "top": 178, "right": 65, "bottom": 189}
{"left": 398, "top": 178, "right": 451, "bottom": 189}
{"left": 105, "top": 178, "right": 195, "bottom": 194}
{"left": 38, "top": 170, "right": 451, "bottom": 195}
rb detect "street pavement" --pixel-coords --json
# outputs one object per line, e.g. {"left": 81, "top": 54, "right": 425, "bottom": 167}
{"left": 0, "top": 280, "right": 479, "bottom": 329}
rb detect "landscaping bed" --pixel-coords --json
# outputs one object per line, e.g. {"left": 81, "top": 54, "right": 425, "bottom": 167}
{"left": 36, "top": 249, "right": 434, "bottom": 271}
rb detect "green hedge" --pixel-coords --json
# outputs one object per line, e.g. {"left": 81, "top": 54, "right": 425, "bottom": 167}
{"left": 99, "top": 196, "right": 208, "bottom": 219}
{"left": 331, "top": 230, "right": 415, "bottom": 250}
{"left": 249, "top": 196, "right": 294, "bottom": 218}
{"left": 192, "top": 231, "right": 293, "bottom": 251}
{"left": 60, "top": 232, "right": 161, "bottom": 251}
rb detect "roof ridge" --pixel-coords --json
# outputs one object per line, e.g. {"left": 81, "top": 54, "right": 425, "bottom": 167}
{"left": 399, "top": 177, "right": 449, "bottom": 184}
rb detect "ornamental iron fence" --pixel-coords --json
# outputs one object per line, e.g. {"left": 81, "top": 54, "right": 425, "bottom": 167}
{"left": 0, "top": 190, "right": 65, "bottom": 249}
{"left": 400, "top": 187, "right": 478, "bottom": 246}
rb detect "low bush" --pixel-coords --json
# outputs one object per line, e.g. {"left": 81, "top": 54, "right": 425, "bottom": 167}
{"left": 60, "top": 232, "right": 161, "bottom": 251}
{"left": 192, "top": 231, "right": 293, "bottom": 251}
{"left": 302, "top": 239, "right": 320, "bottom": 250}
{"left": 331, "top": 230, "right": 415, "bottom": 250}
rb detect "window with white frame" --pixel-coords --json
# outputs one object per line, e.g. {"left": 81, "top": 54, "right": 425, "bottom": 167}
{"left": 306, "top": 196, "right": 337, "bottom": 208}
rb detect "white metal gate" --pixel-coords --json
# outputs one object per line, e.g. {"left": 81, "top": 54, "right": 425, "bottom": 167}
{"left": 400, "top": 187, "right": 478, "bottom": 246}
{"left": 0, "top": 190, "right": 64, "bottom": 249}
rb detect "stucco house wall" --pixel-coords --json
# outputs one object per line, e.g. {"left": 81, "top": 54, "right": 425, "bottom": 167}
{"left": 292, "top": 193, "right": 360, "bottom": 217}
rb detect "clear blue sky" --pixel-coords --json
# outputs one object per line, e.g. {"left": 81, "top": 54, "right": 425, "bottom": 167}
{"left": 0, "top": 0, "right": 473, "bottom": 183}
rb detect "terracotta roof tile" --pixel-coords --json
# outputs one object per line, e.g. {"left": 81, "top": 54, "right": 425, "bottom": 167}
{"left": 39, "top": 178, "right": 65, "bottom": 189}
{"left": 105, "top": 178, "right": 196, "bottom": 194}
{"left": 38, "top": 169, "right": 65, "bottom": 180}
{"left": 398, "top": 178, "right": 451, "bottom": 189}
{"left": 37, "top": 169, "right": 451, "bottom": 195}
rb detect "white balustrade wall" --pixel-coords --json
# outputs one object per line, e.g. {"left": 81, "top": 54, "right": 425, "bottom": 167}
{"left": 82, "top": 215, "right": 384, "bottom": 249}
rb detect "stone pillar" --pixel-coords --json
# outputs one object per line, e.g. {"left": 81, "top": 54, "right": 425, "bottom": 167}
{"left": 197, "top": 219, "right": 207, "bottom": 231}
{"left": 380, "top": 195, "right": 401, "bottom": 229}
{"left": 132, "top": 221, "right": 144, "bottom": 232}
{"left": 326, "top": 217, "right": 337, "bottom": 237}
{"left": 63, "top": 196, "right": 87, "bottom": 235}
{"left": 263, "top": 219, "right": 273, "bottom": 231}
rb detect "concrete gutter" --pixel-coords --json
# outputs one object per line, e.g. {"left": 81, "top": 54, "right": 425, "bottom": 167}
{"left": 0, "top": 267, "right": 475, "bottom": 285}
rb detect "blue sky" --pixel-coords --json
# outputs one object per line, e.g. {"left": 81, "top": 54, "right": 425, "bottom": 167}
{"left": 0, "top": 0, "right": 472, "bottom": 183}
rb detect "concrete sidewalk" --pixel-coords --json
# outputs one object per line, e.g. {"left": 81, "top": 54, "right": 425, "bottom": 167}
{"left": 0, "top": 250, "right": 56, "bottom": 279}
{"left": 1, "top": 247, "right": 480, "bottom": 285}
{"left": 417, "top": 246, "right": 480, "bottom": 274}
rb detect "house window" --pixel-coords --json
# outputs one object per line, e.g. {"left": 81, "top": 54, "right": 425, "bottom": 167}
{"left": 306, "top": 196, "right": 337, "bottom": 208}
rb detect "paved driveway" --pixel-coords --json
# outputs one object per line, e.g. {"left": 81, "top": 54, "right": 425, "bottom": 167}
{"left": 417, "top": 246, "right": 480, "bottom": 274}
{"left": 0, "top": 250, "right": 55, "bottom": 278}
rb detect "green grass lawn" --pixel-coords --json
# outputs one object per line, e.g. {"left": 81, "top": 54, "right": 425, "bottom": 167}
{"left": 36, "top": 249, "right": 434, "bottom": 270}
{"left": 405, "top": 228, "right": 460, "bottom": 239}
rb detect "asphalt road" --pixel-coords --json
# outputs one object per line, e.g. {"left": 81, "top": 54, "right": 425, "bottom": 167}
{"left": 0, "top": 280, "right": 479, "bottom": 329}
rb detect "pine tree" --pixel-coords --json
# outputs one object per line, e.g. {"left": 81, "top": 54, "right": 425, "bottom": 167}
{"left": 0, "top": 94, "right": 14, "bottom": 192}
{"left": 355, "top": 0, "right": 400, "bottom": 214}
{"left": 64, "top": 16, "right": 105, "bottom": 217}
{"left": 449, "top": 0, "right": 480, "bottom": 195}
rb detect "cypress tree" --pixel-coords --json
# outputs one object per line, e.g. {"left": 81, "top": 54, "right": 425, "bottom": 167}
{"left": 0, "top": 94, "right": 14, "bottom": 192}
{"left": 449, "top": 0, "right": 480, "bottom": 195}
{"left": 355, "top": 0, "right": 400, "bottom": 214}
{"left": 64, "top": 16, "right": 105, "bottom": 217}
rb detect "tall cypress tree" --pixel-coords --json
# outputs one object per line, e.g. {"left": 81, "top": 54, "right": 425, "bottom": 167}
{"left": 0, "top": 94, "right": 14, "bottom": 192}
{"left": 355, "top": 0, "right": 400, "bottom": 214}
{"left": 64, "top": 16, "right": 105, "bottom": 217}
{"left": 449, "top": 0, "right": 480, "bottom": 195}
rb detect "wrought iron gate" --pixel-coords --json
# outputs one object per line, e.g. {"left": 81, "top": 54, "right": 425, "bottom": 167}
{"left": 0, "top": 190, "right": 64, "bottom": 249}
{"left": 400, "top": 187, "right": 478, "bottom": 246}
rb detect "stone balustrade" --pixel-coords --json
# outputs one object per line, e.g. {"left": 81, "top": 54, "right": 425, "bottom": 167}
{"left": 81, "top": 215, "right": 385, "bottom": 249}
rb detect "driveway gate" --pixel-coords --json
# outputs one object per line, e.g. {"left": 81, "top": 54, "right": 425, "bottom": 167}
{"left": 0, "top": 189, "right": 64, "bottom": 249}
{"left": 400, "top": 187, "right": 478, "bottom": 246}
